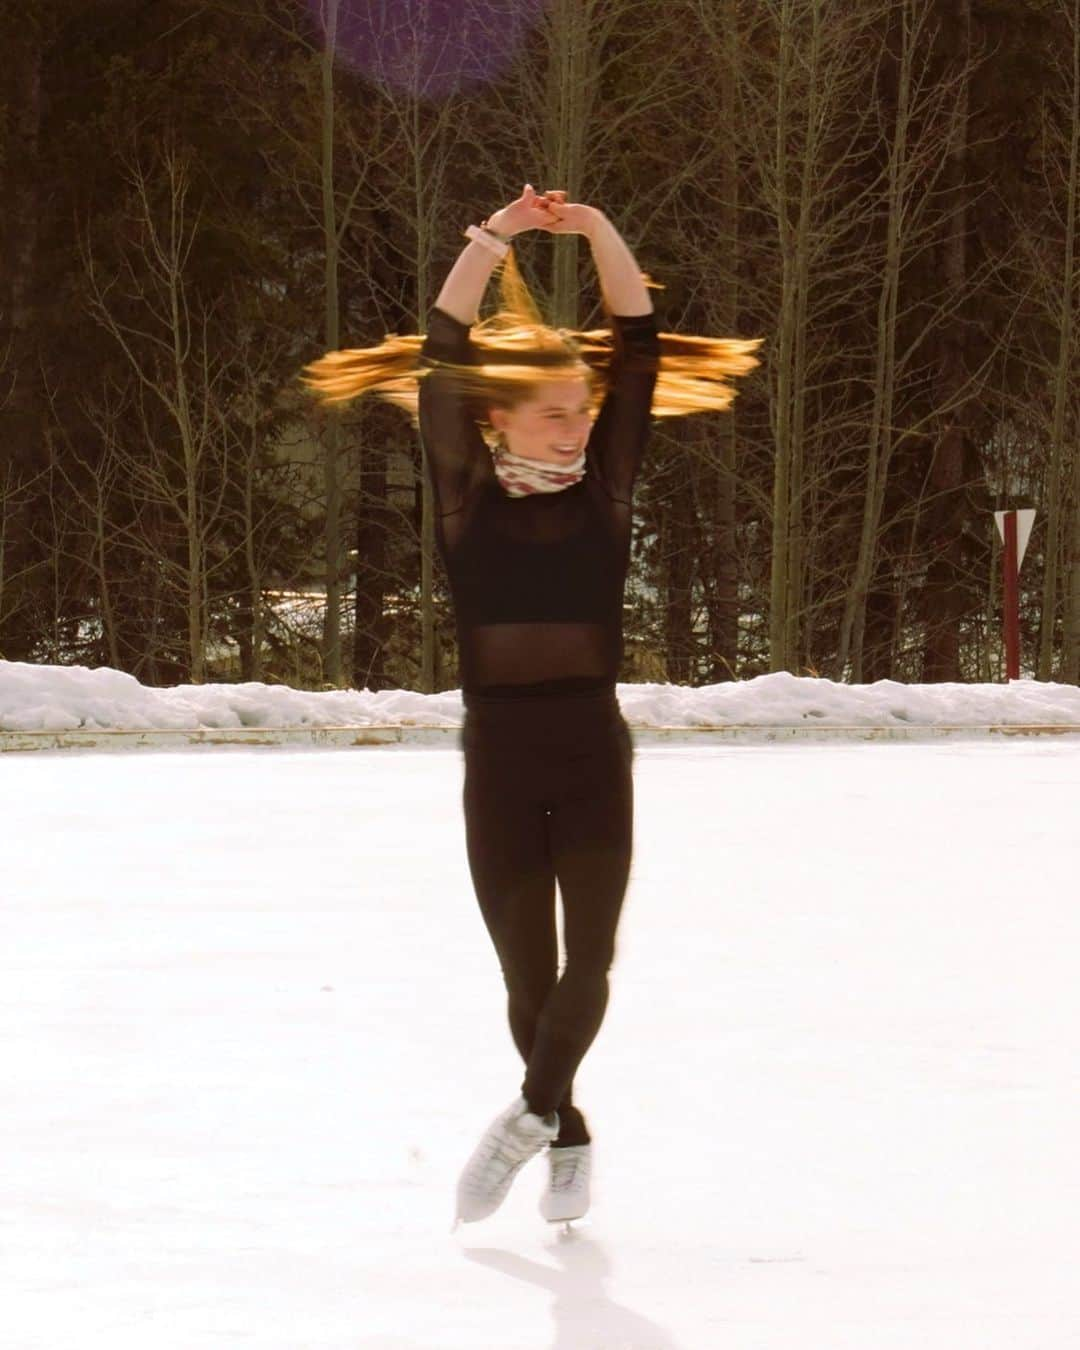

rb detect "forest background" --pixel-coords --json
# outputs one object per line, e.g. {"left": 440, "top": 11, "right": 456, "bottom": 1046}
{"left": 1, "top": 0, "right": 1078, "bottom": 693}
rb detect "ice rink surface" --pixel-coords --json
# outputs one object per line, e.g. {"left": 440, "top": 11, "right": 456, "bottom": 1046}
{"left": 3, "top": 738, "right": 1079, "bottom": 1349}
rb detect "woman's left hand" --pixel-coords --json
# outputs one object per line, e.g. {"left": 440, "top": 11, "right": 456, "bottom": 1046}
{"left": 535, "top": 190, "right": 601, "bottom": 239}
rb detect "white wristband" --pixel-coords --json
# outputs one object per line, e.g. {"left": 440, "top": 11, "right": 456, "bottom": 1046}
{"left": 464, "top": 224, "right": 510, "bottom": 258}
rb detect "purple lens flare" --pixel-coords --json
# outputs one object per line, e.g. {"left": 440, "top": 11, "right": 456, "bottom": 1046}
{"left": 305, "top": 0, "right": 550, "bottom": 101}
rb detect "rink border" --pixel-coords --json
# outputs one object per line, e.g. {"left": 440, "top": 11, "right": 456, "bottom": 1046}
{"left": 3, "top": 723, "right": 1080, "bottom": 752}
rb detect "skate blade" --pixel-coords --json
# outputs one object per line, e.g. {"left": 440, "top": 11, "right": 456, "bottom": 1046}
{"left": 542, "top": 1206, "right": 589, "bottom": 1225}
{"left": 545, "top": 1215, "right": 591, "bottom": 1236}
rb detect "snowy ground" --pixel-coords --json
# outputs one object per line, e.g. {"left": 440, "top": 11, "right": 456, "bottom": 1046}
{"left": 4, "top": 660, "right": 1080, "bottom": 732}
{"left": 3, "top": 738, "right": 1079, "bottom": 1349}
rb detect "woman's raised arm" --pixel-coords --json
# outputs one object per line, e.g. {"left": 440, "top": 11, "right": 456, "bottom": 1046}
{"left": 432, "top": 185, "right": 559, "bottom": 325}
{"left": 585, "top": 213, "right": 654, "bottom": 317}
{"left": 419, "top": 186, "right": 564, "bottom": 517}
{"left": 537, "top": 192, "right": 653, "bottom": 318}
{"left": 432, "top": 236, "right": 505, "bottom": 328}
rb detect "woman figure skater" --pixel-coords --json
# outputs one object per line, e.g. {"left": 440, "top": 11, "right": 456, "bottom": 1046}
{"left": 300, "top": 184, "right": 760, "bottom": 1231}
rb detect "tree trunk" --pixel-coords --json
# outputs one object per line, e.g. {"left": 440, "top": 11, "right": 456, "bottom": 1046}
{"left": 319, "top": 0, "right": 344, "bottom": 688}
{"left": 352, "top": 428, "right": 390, "bottom": 691}
{"left": 783, "top": 0, "right": 821, "bottom": 676}
{"left": 546, "top": 0, "right": 590, "bottom": 330}
{"left": 769, "top": 0, "right": 797, "bottom": 672}
{"left": 179, "top": 364, "right": 203, "bottom": 683}
{"left": 1065, "top": 425, "right": 1080, "bottom": 682}
{"left": 418, "top": 174, "right": 436, "bottom": 693}
{"left": 921, "top": 0, "right": 971, "bottom": 683}
{"left": 711, "top": 0, "right": 741, "bottom": 681}
{"left": 662, "top": 480, "right": 695, "bottom": 684}
{"left": 1038, "top": 0, "right": 1079, "bottom": 679}
{"left": 836, "top": 0, "right": 915, "bottom": 680}
{"left": 0, "top": 12, "right": 43, "bottom": 475}
{"left": 0, "top": 13, "right": 44, "bottom": 656}
{"left": 862, "top": 579, "right": 896, "bottom": 683}
{"left": 242, "top": 416, "right": 264, "bottom": 682}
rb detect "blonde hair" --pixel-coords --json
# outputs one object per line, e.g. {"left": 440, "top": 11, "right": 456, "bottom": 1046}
{"left": 298, "top": 245, "right": 762, "bottom": 433}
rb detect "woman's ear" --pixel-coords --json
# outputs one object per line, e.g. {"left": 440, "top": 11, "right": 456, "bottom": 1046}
{"left": 488, "top": 407, "right": 506, "bottom": 435}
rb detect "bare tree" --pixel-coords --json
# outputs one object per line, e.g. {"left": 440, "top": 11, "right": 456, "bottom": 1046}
{"left": 217, "top": 0, "right": 396, "bottom": 687}
{"left": 0, "top": 5, "right": 47, "bottom": 468}
{"left": 0, "top": 456, "right": 51, "bottom": 658}
{"left": 681, "top": 0, "right": 747, "bottom": 682}
{"left": 1040, "top": 0, "right": 1080, "bottom": 681}
{"left": 739, "top": 0, "right": 898, "bottom": 672}
{"left": 981, "top": 0, "right": 1080, "bottom": 683}
{"left": 77, "top": 144, "right": 236, "bottom": 683}
{"left": 833, "top": 0, "right": 969, "bottom": 680}
{"left": 919, "top": 0, "right": 974, "bottom": 683}
{"left": 39, "top": 380, "right": 128, "bottom": 671}
{"left": 213, "top": 303, "right": 313, "bottom": 683}
{"left": 223, "top": 0, "right": 518, "bottom": 692}
{"left": 315, "top": 0, "right": 347, "bottom": 687}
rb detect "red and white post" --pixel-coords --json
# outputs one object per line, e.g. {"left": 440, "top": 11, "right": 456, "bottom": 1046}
{"left": 992, "top": 509, "right": 1036, "bottom": 681}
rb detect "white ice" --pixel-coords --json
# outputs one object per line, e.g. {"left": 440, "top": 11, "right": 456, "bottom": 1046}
{"left": 3, "top": 738, "right": 1079, "bottom": 1348}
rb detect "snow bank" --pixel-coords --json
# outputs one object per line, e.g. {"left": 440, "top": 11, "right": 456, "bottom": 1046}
{"left": 2, "top": 660, "right": 1079, "bottom": 734}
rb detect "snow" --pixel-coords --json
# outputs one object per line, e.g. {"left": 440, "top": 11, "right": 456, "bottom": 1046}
{"left": 3, "top": 735, "right": 1079, "bottom": 1348}
{"left": 2, "top": 658, "right": 1080, "bottom": 733}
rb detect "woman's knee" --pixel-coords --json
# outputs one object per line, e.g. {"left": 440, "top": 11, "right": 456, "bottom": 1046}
{"left": 502, "top": 962, "right": 557, "bottom": 1008}
{"left": 560, "top": 957, "right": 614, "bottom": 996}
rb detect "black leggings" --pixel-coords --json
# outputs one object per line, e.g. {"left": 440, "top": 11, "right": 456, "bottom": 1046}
{"left": 459, "top": 684, "right": 634, "bottom": 1149}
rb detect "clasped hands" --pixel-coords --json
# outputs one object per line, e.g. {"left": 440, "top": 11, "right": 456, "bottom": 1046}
{"left": 490, "top": 184, "right": 601, "bottom": 240}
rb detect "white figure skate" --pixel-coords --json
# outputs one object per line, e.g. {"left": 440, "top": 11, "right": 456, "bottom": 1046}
{"left": 539, "top": 1142, "right": 591, "bottom": 1230}
{"left": 452, "top": 1095, "right": 559, "bottom": 1228}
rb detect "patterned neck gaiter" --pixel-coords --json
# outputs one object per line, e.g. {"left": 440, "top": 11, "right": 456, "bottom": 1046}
{"left": 492, "top": 441, "right": 587, "bottom": 498}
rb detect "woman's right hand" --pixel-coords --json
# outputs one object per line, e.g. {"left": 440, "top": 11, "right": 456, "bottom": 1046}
{"left": 486, "top": 184, "right": 560, "bottom": 237}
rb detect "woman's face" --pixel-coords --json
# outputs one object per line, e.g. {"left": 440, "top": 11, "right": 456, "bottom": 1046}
{"left": 488, "top": 374, "right": 593, "bottom": 465}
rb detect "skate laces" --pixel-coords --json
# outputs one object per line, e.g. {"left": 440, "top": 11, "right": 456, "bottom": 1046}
{"left": 460, "top": 1116, "right": 549, "bottom": 1198}
{"left": 549, "top": 1147, "right": 589, "bottom": 1192}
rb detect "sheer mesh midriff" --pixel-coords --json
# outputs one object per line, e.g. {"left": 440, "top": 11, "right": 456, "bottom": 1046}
{"left": 462, "top": 621, "right": 612, "bottom": 697}
{"left": 441, "top": 481, "right": 630, "bottom": 696}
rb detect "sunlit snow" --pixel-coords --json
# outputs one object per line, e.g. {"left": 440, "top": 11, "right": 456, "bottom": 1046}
{"left": 3, "top": 660, "right": 1080, "bottom": 734}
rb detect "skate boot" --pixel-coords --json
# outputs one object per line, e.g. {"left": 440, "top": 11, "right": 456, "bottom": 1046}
{"left": 453, "top": 1094, "right": 559, "bottom": 1226}
{"left": 539, "top": 1143, "right": 592, "bottom": 1224}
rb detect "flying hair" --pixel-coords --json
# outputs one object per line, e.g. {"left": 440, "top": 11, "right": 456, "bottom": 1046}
{"left": 297, "top": 244, "right": 763, "bottom": 434}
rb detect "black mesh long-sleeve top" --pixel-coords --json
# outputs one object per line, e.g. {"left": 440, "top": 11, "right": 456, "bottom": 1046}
{"left": 417, "top": 304, "right": 661, "bottom": 702}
